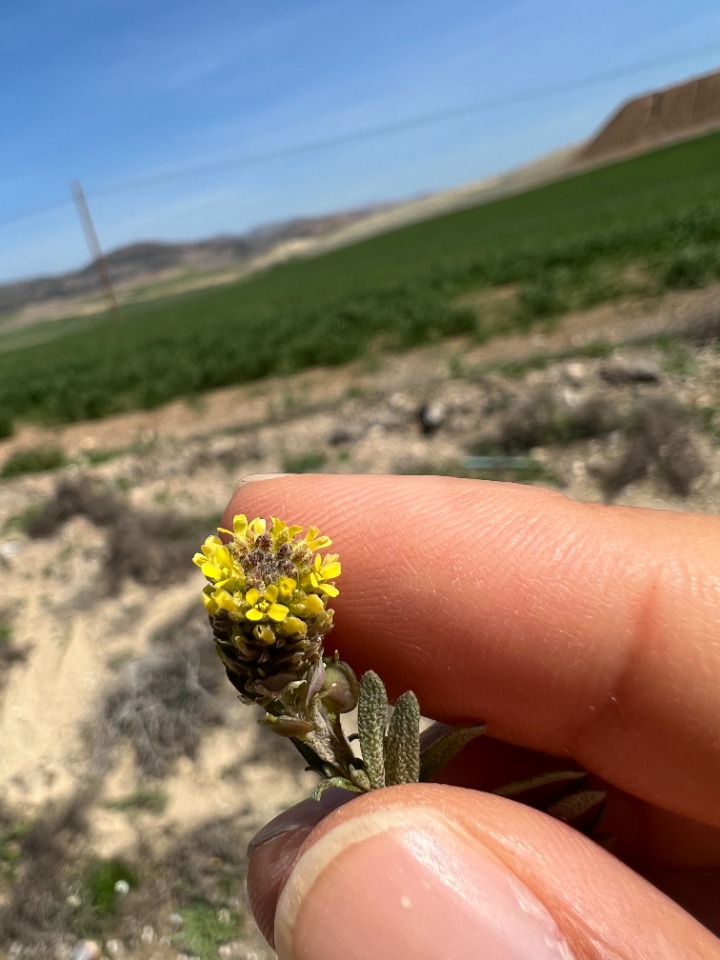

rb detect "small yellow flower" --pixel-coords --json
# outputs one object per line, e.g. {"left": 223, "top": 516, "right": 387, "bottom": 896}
{"left": 193, "top": 537, "right": 239, "bottom": 587}
{"left": 304, "top": 526, "right": 332, "bottom": 551}
{"left": 244, "top": 585, "right": 289, "bottom": 623}
{"left": 307, "top": 552, "right": 341, "bottom": 597}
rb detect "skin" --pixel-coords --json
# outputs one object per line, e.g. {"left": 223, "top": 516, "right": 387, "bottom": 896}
{"left": 225, "top": 474, "right": 720, "bottom": 958}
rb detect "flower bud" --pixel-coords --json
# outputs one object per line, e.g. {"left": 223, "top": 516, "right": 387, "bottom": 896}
{"left": 320, "top": 659, "right": 359, "bottom": 714}
{"left": 259, "top": 714, "right": 316, "bottom": 738}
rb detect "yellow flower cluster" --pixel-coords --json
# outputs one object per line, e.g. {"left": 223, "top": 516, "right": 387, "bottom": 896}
{"left": 193, "top": 515, "right": 341, "bottom": 647}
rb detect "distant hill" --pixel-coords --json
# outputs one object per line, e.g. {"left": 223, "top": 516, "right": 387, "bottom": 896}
{"left": 0, "top": 208, "right": 389, "bottom": 316}
{"left": 579, "top": 67, "right": 720, "bottom": 163}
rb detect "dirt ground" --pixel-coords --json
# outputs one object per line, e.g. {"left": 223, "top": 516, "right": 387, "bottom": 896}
{"left": 579, "top": 68, "right": 720, "bottom": 164}
{"left": 0, "top": 287, "right": 718, "bottom": 960}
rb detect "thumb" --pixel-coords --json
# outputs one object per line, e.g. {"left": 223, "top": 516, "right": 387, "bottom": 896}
{"left": 247, "top": 784, "right": 719, "bottom": 960}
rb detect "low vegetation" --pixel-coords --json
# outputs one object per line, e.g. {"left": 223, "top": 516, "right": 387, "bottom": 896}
{"left": 0, "top": 613, "right": 26, "bottom": 687}
{"left": 589, "top": 396, "right": 705, "bottom": 500}
{"left": 171, "top": 902, "right": 241, "bottom": 957}
{"left": 472, "top": 386, "right": 623, "bottom": 455}
{"left": 0, "top": 793, "right": 258, "bottom": 958}
{"left": 25, "top": 477, "right": 218, "bottom": 591}
{"left": 101, "top": 605, "right": 226, "bottom": 778}
{"left": 0, "top": 446, "right": 67, "bottom": 478}
{"left": 1, "top": 132, "right": 720, "bottom": 430}
{"left": 105, "top": 787, "right": 168, "bottom": 815}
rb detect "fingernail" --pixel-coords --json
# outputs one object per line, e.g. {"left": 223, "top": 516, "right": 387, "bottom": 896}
{"left": 274, "top": 806, "right": 577, "bottom": 960}
{"left": 236, "top": 472, "right": 288, "bottom": 489}
{"left": 247, "top": 790, "right": 356, "bottom": 947}
{"left": 250, "top": 790, "right": 353, "bottom": 853}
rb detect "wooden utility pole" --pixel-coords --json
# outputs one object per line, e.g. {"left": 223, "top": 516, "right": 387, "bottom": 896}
{"left": 71, "top": 179, "right": 123, "bottom": 323}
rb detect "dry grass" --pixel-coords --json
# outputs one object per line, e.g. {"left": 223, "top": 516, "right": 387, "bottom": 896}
{"left": 26, "top": 476, "right": 123, "bottom": 535}
{"left": 680, "top": 306, "right": 720, "bottom": 344}
{"left": 0, "top": 611, "right": 26, "bottom": 691}
{"left": 591, "top": 396, "right": 705, "bottom": 500}
{"left": 0, "top": 791, "right": 95, "bottom": 951}
{"left": 475, "top": 385, "right": 622, "bottom": 455}
{"left": 100, "top": 604, "right": 226, "bottom": 778}
{"left": 0, "top": 789, "right": 271, "bottom": 959}
{"left": 27, "top": 477, "right": 216, "bottom": 592}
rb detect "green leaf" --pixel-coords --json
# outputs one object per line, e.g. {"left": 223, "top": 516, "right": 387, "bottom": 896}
{"left": 357, "top": 671, "right": 388, "bottom": 789}
{"left": 544, "top": 790, "right": 606, "bottom": 831}
{"left": 289, "top": 736, "right": 328, "bottom": 777}
{"left": 348, "top": 765, "right": 373, "bottom": 792}
{"left": 312, "top": 777, "right": 362, "bottom": 801}
{"left": 493, "top": 770, "right": 606, "bottom": 835}
{"left": 492, "top": 769, "right": 589, "bottom": 806}
{"left": 419, "top": 723, "right": 487, "bottom": 782}
{"left": 384, "top": 691, "right": 421, "bottom": 786}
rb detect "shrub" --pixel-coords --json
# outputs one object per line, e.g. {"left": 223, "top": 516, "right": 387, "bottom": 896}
{"left": 660, "top": 245, "right": 718, "bottom": 290}
{"left": 477, "top": 387, "right": 621, "bottom": 454}
{"left": 592, "top": 397, "right": 705, "bottom": 499}
{"left": 0, "top": 446, "right": 66, "bottom": 478}
{"left": 281, "top": 450, "right": 327, "bottom": 473}
{"left": 101, "top": 604, "right": 226, "bottom": 777}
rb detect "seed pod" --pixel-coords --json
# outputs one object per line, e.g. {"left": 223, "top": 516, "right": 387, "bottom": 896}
{"left": 321, "top": 659, "right": 360, "bottom": 714}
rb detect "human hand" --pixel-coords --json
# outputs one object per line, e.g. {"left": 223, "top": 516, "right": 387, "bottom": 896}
{"left": 226, "top": 474, "right": 720, "bottom": 960}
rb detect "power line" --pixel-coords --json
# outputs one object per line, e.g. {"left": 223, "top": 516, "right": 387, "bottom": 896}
{"left": 88, "top": 42, "right": 720, "bottom": 198}
{"left": 1, "top": 41, "right": 720, "bottom": 231}
{"left": 0, "top": 197, "right": 79, "bottom": 230}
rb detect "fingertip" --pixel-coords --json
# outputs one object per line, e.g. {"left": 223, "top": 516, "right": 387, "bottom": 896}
{"left": 274, "top": 785, "right": 578, "bottom": 960}
{"left": 269, "top": 785, "right": 716, "bottom": 960}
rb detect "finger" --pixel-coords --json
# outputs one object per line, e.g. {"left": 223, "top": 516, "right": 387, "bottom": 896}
{"left": 421, "top": 730, "right": 720, "bottom": 869}
{"left": 226, "top": 475, "right": 720, "bottom": 827}
{"left": 250, "top": 784, "right": 720, "bottom": 960}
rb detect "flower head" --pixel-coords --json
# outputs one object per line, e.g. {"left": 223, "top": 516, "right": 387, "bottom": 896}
{"left": 193, "top": 515, "right": 341, "bottom": 706}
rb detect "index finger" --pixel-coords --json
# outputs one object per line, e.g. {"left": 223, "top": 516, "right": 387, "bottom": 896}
{"left": 225, "top": 474, "right": 720, "bottom": 828}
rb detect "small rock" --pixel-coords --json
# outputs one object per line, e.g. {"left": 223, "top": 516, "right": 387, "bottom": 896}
{"left": 105, "top": 940, "right": 124, "bottom": 958}
{"left": 0, "top": 540, "right": 20, "bottom": 561}
{"left": 559, "top": 387, "right": 582, "bottom": 408}
{"left": 141, "top": 925, "right": 155, "bottom": 944}
{"left": 328, "top": 423, "right": 365, "bottom": 446}
{"left": 114, "top": 879, "right": 130, "bottom": 895}
{"left": 70, "top": 943, "right": 101, "bottom": 960}
{"left": 388, "top": 392, "right": 412, "bottom": 412}
{"left": 218, "top": 944, "right": 248, "bottom": 960}
{"left": 599, "top": 359, "right": 661, "bottom": 384}
{"left": 563, "top": 362, "right": 588, "bottom": 387}
{"left": 417, "top": 400, "right": 446, "bottom": 436}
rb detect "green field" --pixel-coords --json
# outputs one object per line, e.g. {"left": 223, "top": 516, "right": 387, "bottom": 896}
{"left": 2, "top": 130, "right": 720, "bottom": 433}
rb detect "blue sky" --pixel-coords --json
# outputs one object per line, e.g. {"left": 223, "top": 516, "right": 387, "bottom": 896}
{"left": 2, "top": 0, "right": 720, "bottom": 282}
